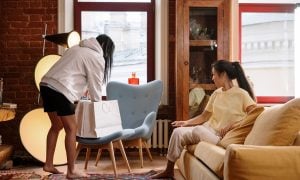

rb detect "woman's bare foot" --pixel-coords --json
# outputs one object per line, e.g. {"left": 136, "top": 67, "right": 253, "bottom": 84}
{"left": 67, "top": 170, "right": 89, "bottom": 179}
{"left": 43, "top": 165, "right": 64, "bottom": 174}
{"left": 150, "top": 170, "right": 174, "bottom": 179}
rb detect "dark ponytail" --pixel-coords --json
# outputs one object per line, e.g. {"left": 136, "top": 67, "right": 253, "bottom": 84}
{"left": 96, "top": 34, "right": 115, "bottom": 83}
{"left": 212, "top": 60, "right": 255, "bottom": 101}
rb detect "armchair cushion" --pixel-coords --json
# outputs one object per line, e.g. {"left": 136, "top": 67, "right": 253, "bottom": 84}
{"left": 245, "top": 98, "right": 300, "bottom": 146}
{"left": 218, "top": 106, "right": 264, "bottom": 148}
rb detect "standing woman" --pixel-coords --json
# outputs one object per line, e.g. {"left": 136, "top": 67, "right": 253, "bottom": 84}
{"left": 39, "top": 34, "right": 115, "bottom": 179}
{"left": 151, "top": 60, "right": 256, "bottom": 179}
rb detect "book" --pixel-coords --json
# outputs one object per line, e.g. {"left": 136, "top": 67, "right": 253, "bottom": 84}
{"left": 0, "top": 103, "right": 17, "bottom": 109}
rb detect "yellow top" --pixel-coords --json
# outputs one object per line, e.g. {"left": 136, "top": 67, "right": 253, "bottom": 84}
{"left": 205, "top": 86, "right": 255, "bottom": 130}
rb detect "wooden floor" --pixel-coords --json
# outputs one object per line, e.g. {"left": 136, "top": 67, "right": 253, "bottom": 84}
{"left": 10, "top": 150, "right": 185, "bottom": 179}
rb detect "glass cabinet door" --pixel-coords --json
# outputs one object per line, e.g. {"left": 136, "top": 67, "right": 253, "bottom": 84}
{"left": 188, "top": 7, "right": 218, "bottom": 118}
{"left": 189, "top": 7, "right": 217, "bottom": 85}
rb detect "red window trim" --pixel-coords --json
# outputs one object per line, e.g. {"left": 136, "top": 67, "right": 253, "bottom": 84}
{"left": 257, "top": 96, "right": 294, "bottom": 104}
{"left": 73, "top": 0, "right": 155, "bottom": 82}
{"left": 239, "top": 3, "right": 296, "bottom": 104}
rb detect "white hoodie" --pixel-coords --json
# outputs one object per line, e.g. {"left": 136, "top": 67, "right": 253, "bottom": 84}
{"left": 41, "top": 38, "right": 105, "bottom": 102}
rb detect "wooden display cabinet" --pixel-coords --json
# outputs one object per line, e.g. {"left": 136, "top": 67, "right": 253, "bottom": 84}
{"left": 175, "top": 0, "right": 232, "bottom": 121}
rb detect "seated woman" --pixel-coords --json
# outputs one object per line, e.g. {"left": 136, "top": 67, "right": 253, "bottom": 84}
{"left": 151, "top": 60, "right": 256, "bottom": 179}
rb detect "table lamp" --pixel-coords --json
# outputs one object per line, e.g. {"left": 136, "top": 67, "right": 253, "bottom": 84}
{"left": 43, "top": 31, "right": 81, "bottom": 48}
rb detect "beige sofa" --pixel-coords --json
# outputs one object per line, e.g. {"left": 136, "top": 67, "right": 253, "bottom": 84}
{"left": 176, "top": 98, "right": 300, "bottom": 180}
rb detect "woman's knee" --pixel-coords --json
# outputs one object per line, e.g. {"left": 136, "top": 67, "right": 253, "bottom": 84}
{"left": 60, "top": 115, "right": 77, "bottom": 133}
{"left": 172, "top": 127, "right": 185, "bottom": 138}
{"left": 50, "top": 123, "right": 63, "bottom": 132}
{"left": 192, "top": 126, "right": 207, "bottom": 137}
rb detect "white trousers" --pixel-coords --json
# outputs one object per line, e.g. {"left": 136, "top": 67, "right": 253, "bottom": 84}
{"left": 166, "top": 122, "right": 220, "bottom": 162}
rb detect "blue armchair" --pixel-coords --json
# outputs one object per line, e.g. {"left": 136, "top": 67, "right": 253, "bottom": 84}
{"left": 105, "top": 80, "right": 163, "bottom": 167}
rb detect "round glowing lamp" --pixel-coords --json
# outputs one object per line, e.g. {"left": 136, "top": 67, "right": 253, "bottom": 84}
{"left": 19, "top": 108, "right": 67, "bottom": 165}
{"left": 34, "top": 55, "right": 60, "bottom": 91}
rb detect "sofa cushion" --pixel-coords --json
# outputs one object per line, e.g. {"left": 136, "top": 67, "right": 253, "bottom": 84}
{"left": 192, "top": 141, "right": 226, "bottom": 178}
{"left": 218, "top": 106, "right": 264, "bottom": 148}
{"left": 245, "top": 98, "right": 300, "bottom": 145}
{"left": 186, "top": 144, "right": 197, "bottom": 154}
{"left": 293, "top": 131, "right": 300, "bottom": 146}
{"left": 177, "top": 149, "right": 220, "bottom": 180}
{"left": 224, "top": 144, "right": 300, "bottom": 180}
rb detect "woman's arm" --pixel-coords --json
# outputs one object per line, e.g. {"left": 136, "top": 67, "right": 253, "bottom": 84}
{"left": 171, "top": 110, "right": 212, "bottom": 127}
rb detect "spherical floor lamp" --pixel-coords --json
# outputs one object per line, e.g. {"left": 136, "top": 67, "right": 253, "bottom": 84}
{"left": 20, "top": 54, "right": 64, "bottom": 165}
{"left": 19, "top": 108, "right": 67, "bottom": 165}
{"left": 19, "top": 30, "right": 80, "bottom": 165}
{"left": 34, "top": 55, "right": 60, "bottom": 91}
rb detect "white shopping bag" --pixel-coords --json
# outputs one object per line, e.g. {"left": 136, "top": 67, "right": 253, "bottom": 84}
{"left": 75, "top": 100, "right": 123, "bottom": 138}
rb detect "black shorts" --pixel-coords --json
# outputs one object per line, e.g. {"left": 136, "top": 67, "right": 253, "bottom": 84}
{"left": 40, "top": 85, "right": 76, "bottom": 116}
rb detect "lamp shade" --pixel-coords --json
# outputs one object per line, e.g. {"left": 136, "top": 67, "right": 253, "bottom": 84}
{"left": 34, "top": 55, "right": 60, "bottom": 91}
{"left": 44, "top": 31, "right": 81, "bottom": 48}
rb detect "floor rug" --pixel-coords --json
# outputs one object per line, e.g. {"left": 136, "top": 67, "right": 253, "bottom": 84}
{"left": 46, "top": 170, "right": 172, "bottom": 180}
{"left": 0, "top": 170, "right": 42, "bottom": 179}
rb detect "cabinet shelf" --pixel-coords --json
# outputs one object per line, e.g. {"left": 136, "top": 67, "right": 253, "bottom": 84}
{"left": 190, "top": 40, "right": 216, "bottom": 47}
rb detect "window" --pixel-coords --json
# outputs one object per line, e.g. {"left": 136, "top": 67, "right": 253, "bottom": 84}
{"left": 239, "top": 4, "right": 296, "bottom": 103}
{"left": 74, "top": 0, "right": 155, "bottom": 95}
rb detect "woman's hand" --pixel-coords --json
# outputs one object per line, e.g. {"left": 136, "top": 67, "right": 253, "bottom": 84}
{"left": 218, "top": 124, "right": 234, "bottom": 138}
{"left": 171, "top": 121, "right": 188, "bottom": 127}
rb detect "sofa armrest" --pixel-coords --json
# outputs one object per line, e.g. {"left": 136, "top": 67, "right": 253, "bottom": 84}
{"left": 224, "top": 144, "right": 300, "bottom": 180}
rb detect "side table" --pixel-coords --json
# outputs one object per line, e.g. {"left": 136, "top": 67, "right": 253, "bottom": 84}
{"left": 0, "top": 145, "right": 13, "bottom": 168}
{"left": 0, "top": 106, "right": 16, "bottom": 169}
{"left": 0, "top": 108, "right": 16, "bottom": 122}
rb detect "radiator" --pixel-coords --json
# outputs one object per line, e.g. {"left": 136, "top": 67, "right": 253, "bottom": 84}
{"left": 148, "top": 119, "right": 171, "bottom": 151}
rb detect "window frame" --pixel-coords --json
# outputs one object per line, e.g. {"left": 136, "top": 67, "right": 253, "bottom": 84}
{"left": 74, "top": 0, "right": 155, "bottom": 82}
{"left": 239, "top": 3, "right": 296, "bottom": 104}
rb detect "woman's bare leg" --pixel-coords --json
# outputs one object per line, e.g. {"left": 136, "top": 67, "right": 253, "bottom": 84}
{"left": 43, "top": 112, "right": 64, "bottom": 174}
{"left": 60, "top": 114, "right": 88, "bottom": 179}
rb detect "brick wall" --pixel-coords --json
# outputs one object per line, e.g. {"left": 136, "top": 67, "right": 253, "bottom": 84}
{"left": 0, "top": 0, "right": 58, "bottom": 153}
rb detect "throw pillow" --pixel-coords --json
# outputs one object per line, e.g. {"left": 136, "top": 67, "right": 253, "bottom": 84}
{"left": 218, "top": 106, "right": 265, "bottom": 148}
{"left": 244, "top": 98, "right": 300, "bottom": 146}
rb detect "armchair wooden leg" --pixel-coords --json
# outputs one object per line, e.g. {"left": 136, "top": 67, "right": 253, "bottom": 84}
{"left": 75, "top": 143, "right": 82, "bottom": 161}
{"left": 138, "top": 138, "right": 144, "bottom": 168}
{"left": 84, "top": 148, "right": 91, "bottom": 170}
{"left": 95, "top": 148, "right": 102, "bottom": 166}
{"left": 143, "top": 140, "right": 153, "bottom": 161}
{"left": 108, "top": 142, "right": 118, "bottom": 177}
{"left": 117, "top": 140, "right": 131, "bottom": 173}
